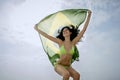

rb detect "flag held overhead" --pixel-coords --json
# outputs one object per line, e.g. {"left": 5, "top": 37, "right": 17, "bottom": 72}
{"left": 37, "top": 9, "right": 88, "bottom": 66}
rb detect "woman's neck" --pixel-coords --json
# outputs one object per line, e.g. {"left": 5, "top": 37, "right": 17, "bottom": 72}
{"left": 64, "top": 36, "right": 71, "bottom": 42}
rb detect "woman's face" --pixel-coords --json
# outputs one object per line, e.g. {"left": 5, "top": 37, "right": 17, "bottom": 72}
{"left": 62, "top": 28, "right": 71, "bottom": 37}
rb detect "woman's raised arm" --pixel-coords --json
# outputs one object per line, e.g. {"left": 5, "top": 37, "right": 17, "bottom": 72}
{"left": 72, "top": 10, "right": 92, "bottom": 44}
{"left": 34, "top": 24, "right": 61, "bottom": 44}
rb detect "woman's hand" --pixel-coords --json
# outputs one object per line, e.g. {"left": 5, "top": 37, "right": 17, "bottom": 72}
{"left": 88, "top": 10, "right": 92, "bottom": 14}
{"left": 34, "top": 24, "right": 38, "bottom": 30}
{"left": 87, "top": 10, "right": 92, "bottom": 18}
{"left": 34, "top": 23, "right": 59, "bottom": 43}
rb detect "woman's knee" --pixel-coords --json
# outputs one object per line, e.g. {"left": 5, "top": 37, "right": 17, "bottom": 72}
{"left": 63, "top": 72, "right": 70, "bottom": 79}
{"left": 54, "top": 65, "right": 70, "bottom": 79}
{"left": 73, "top": 72, "right": 80, "bottom": 79}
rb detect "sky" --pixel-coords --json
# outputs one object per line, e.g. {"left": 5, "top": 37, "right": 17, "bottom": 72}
{"left": 0, "top": 0, "right": 120, "bottom": 80}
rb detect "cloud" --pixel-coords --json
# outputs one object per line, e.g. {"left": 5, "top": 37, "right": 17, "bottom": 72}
{"left": 77, "top": 26, "right": 120, "bottom": 80}
{"left": 93, "top": 0, "right": 120, "bottom": 11}
{"left": 0, "top": 0, "right": 26, "bottom": 6}
{"left": 0, "top": 0, "right": 61, "bottom": 46}
{"left": 0, "top": 0, "right": 26, "bottom": 44}
{"left": 59, "top": 0, "right": 120, "bottom": 28}
{"left": 0, "top": 40, "right": 57, "bottom": 80}
{"left": 59, "top": 0, "right": 90, "bottom": 9}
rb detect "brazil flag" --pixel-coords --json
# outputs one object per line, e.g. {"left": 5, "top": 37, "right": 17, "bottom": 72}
{"left": 37, "top": 9, "right": 88, "bottom": 66}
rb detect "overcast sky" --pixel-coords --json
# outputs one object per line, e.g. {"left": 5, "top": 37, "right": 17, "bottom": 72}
{"left": 0, "top": 0, "right": 120, "bottom": 80}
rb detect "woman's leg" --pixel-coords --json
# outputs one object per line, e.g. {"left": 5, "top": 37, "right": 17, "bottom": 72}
{"left": 54, "top": 64, "right": 70, "bottom": 80}
{"left": 67, "top": 67, "right": 80, "bottom": 80}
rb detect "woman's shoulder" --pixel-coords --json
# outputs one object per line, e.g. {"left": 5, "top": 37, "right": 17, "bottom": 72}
{"left": 71, "top": 41, "right": 77, "bottom": 46}
{"left": 57, "top": 38, "right": 63, "bottom": 46}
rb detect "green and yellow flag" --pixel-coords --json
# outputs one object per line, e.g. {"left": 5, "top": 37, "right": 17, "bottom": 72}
{"left": 37, "top": 9, "right": 88, "bottom": 66}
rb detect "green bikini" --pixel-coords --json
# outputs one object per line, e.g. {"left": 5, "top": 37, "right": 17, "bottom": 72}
{"left": 54, "top": 45, "right": 75, "bottom": 68}
{"left": 60, "top": 45, "right": 75, "bottom": 55}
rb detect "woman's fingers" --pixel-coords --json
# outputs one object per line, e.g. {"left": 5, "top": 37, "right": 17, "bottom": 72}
{"left": 88, "top": 10, "right": 92, "bottom": 14}
{"left": 34, "top": 24, "right": 38, "bottom": 30}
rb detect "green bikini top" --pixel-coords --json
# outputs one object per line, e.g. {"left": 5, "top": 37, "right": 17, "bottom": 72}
{"left": 60, "top": 45, "right": 75, "bottom": 55}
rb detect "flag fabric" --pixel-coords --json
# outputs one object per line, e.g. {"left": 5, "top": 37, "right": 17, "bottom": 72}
{"left": 37, "top": 9, "right": 88, "bottom": 66}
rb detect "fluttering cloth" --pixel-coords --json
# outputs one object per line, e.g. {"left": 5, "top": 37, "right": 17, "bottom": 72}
{"left": 37, "top": 9, "right": 88, "bottom": 66}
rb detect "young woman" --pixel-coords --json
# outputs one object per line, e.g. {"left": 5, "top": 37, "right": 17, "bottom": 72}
{"left": 34, "top": 10, "right": 91, "bottom": 80}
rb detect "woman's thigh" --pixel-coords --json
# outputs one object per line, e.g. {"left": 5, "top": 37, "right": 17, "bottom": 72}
{"left": 54, "top": 64, "right": 70, "bottom": 76}
{"left": 67, "top": 66, "right": 80, "bottom": 77}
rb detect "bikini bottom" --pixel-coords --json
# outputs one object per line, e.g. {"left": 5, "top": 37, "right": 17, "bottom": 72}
{"left": 54, "top": 63, "right": 70, "bottom": 69}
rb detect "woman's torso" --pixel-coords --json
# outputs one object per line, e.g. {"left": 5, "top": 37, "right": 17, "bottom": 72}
{"left": 58, "top": 42, "right": 75, "bottom": 66}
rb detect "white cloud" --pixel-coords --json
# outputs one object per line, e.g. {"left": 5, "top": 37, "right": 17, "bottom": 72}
{"left": 91, "top": 10, "right": 110, "bottom": 28}
{"left": 59, "top": 0, "right": 120, "bottom": 28}
{"left": 0, "top": 0, "right": 26, "bottom": 6}
{"left": 0, "top": 0, "right": 61, "bottom": 46}
{"left": 76, "top": 27, "right": 120, "bottom": 80}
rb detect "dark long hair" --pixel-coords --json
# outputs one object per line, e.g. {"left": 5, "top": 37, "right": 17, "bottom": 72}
{"left": 56, "top": 25, "right": 80, "bottom": 41}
